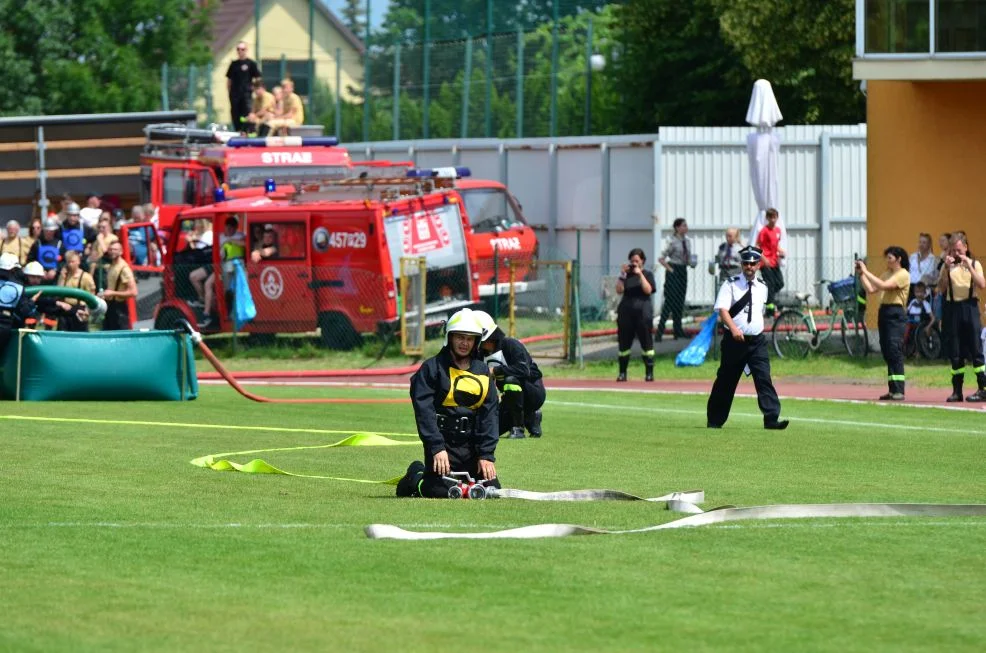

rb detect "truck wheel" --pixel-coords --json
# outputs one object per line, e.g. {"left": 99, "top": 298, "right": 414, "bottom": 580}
{"left": 154, "top": 307, "right": 185, "bottom": 331}
{"left": 319, "top": 312, "right": 361, "bottom": 350}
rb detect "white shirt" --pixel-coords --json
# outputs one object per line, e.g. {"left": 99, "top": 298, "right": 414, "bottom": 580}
{"left": 190, "top": 230, "right": 214, "bottom": 249}
{"left": 79, "top": 207, "right": 102, "bottom": 229}
{"left": 907, "top": 298, "right": 931, "bottom": 317}
{"left": 714, "top": 274, "right": 767, "bottom": 336}
{"left": 909, "top": 251, "right": 937, "bottom": 284}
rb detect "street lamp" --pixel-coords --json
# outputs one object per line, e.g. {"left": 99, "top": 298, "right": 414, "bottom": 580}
{"left": 584, "top": 53, "right": 606, "bottom": 136}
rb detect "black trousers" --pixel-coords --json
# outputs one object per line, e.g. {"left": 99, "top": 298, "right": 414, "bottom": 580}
{"left": 707, "top": 334, "right": 782, "bottom": 426}
{"left": 395, "top": 459, "right": 501, "bottom": 499}
{"left": 878, "top": 305, "right": 907, "bottom": 394}
{"left": 102, "top": 302, "right": 131, "bottom": 331}
{"left": 498, "top": 376, "right": 546, "bottom": 434}
{"left": 658, "top": 264, "right": 687, "bottom": 336}
{"left": 943, "top": 300, "right": 986, "bottom": 390}
{"left": 761, "top": 266, "right": 785, "bottom": 309}
{"left": 57, "top": 306, "right": 90, "bottom": 332}
{"left": 230, "top": 94, "right": 251, "bottom": 131}
{"left": 617, "top": 306, "right": 653, "bottom": 353}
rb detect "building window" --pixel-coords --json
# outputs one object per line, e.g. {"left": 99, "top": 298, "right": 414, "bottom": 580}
{"left": 937, "top": 0, "right": 986, "bottom": 52}
{"left": 865, "top": 0, "right": 930, "bottom": 53}
{"left": 261, "top": 59, "right": 312, "bottom": 97}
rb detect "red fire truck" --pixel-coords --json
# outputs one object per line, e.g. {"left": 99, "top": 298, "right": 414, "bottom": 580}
{"left": 152, "top": 168, "right": 512, "bottom": 347}
{"left": 138, "top": 125, "right": 537, "bottom": 297}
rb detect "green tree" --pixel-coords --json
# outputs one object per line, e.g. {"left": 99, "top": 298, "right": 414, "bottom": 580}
{"left": 611, "top": 0, "right": 752, "bottom": 130}
{"left": 713, "top": 0, "right": 864, "bottom": 124}
{"left": 340, "top": 0, "right": 366, "bottom": 36}
{"left": 0, "top": 0, "right": 214, "bottom": 116}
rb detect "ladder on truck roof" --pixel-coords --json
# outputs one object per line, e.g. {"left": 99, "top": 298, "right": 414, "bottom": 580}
{"left": 142, "top": 122, "right": 241, "bottom": 160}
{"left": 285, "top": 166, "right": 472, "bottom": 203}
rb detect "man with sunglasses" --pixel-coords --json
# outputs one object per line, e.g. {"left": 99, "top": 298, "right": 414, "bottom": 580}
{"left": 707, "top": 246, "right": 789, "bottom": 430}
{"left": 226, "top": 41, "right": 262, "bottom": 132}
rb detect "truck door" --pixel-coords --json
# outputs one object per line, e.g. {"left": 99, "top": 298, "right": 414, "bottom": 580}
{"left": 153, "top": 163, "right": 219, "bottom": 232}
{"left": 244, "top": 213, "right": 317, "bottom": 332}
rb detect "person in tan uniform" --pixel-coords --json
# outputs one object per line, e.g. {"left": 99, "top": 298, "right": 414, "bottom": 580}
{"left": 246, "top": 78, "right": 276, "bottom": 136}
{"left": 857, "top": 246, "right": 911, "bottom": 401}
{"left": 2, "top": 220, "right": 28, "bottom": 265}
{"left": 22, "top": 217, "right": 42, "bottom": 258}
{"left": 88, "top": 216, "right": 119, "bottom": 267}
{"left": 937, "top": 233, "right": 986, "bottom": 402}
{"left": 268, "top": 78, "right": 304, "bottom": 135}
{"left": 99, "top": 241, "right": 137, "bottom": 330}
{"left": 56, "top": 250, "right": 94, "bottom": 331}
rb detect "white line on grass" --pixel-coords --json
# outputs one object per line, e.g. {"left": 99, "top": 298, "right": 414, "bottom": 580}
{"left": 2, "top": 520, "right": 983, "bottom": 531}
{"left": 547, "top": 400, "right": 986, "bottom": 436}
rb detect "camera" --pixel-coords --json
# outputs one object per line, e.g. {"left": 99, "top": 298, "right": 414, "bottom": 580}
{"left": 627, "top": 263, "right": 638, "bottom": 273}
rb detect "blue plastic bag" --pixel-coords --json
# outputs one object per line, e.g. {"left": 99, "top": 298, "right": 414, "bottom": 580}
{"left": 231, "top": 259, "right": 257, "bottom": 331}
{"left": 674, "top": 313, "right": 718, "bottom": 367}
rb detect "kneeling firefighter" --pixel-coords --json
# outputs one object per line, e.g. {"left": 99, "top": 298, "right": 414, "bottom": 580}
{"left": 0, "top": 253, "right": 39, "bottom": 354}
{"left": 473, "top": 310, "right": 545, "bottom": 439}
{"left": 396, "top": 308, "right": 501, "bottom": 499}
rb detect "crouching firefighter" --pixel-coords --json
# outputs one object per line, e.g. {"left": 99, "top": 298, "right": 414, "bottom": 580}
{"left": 473, "top": 310, "right": 545, "bottom": 439}
{"left": 0, "top": 253, "right": 39, "bottom": 355}
{"left": 396, "top": 308, "right": 502, "bottom": 499}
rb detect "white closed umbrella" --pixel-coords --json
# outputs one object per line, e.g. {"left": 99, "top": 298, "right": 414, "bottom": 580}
{"left": 745, "top": 79, "right": 787, "bottom": 252}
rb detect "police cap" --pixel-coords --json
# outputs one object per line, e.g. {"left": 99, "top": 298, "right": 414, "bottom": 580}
{"left": 739, "top": 246, "right": 763, "bottom": 264}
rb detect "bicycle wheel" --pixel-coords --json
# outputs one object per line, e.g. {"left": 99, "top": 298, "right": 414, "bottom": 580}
{"left": 903, "top": 325, "right": 918, "bottom": 359}
{"left": 772, "top": 310, "right": 812, "bottom": 359}
{"left": 917, "top": 327, "right": 942, "bottom": 360}
{"left": 843, "top": 317, "right": 869, "bottom": 358}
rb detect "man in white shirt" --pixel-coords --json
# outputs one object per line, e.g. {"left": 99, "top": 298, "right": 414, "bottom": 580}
{"left": 79, "top": 193, "right": 103, "bottom": 229}
{"left": 707, "top": 245, "right": 788, "bottom": 430}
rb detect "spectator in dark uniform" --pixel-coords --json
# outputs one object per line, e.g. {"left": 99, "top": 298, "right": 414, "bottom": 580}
{"left": 26, "top": 217, "right": 63, "bottom": 282}
{"left": 615, "top": 247, "right": 657, "bottom": 382}
{"left": 657, "top": 218, "right": 696, "bottom": 340}
{"left": 226, "top": 41, "right": 261, "bottom": 132}
{"left": 707, "top": 246, "right": 789, "bottom": 430}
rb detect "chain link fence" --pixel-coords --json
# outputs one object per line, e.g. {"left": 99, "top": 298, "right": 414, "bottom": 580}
{"left": 172, "top": 2, "right": 623, "bottom": 141}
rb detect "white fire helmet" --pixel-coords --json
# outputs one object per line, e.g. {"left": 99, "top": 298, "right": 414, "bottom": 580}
{"left": 23, "top": 261, "right": 45, "bottom": 277}
{"left": 0, "top": 252, "right": 20, "bottom": 271}
{"left": 472, "top": 310, "right": 498, "bottom": 342}
{"left": 443, "top": 308, "right": 485, "bottom": 347}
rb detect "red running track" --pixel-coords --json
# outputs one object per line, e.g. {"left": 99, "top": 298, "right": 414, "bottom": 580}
{"left": 197, "top": 372, "right": 986, "bottom": 411}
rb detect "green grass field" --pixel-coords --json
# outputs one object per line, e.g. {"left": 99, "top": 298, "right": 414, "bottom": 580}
{"left": 3, "top": 386, "right": 986, "bottom": 652}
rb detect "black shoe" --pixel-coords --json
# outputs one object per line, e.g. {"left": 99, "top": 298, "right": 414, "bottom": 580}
{"left": 879, "top": 393, "right": 905, "bottom": 401}
{"left": 644, "top": 371, "right": 654, "bottom": 382}
{"left": 965, "top": 390, "right": 986, "bottom": 402}
{"left": 764, "top": 420, "right": 790, "bottom": 430}
{"left": 395, "top": 460, "right": 426, "bottom": 497}
{"left": 526, "top": 410, "right": 543, "bottom": 438}
{"left": 707, "top": 422, "right": 723, "bottom": 429}
{"left": 508, "top": 426, "right": 527, "bottom": 439}
{"left": 616, "top": 373, "right": 627, "bottom": 382}
{"left": 946, "top": 393, "right": 964, "bottom": 403}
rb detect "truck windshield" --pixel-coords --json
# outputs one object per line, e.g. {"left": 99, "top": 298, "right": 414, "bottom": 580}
{"left": 460, "top": 188, "right": 525, "bottom": 234}
{"left": 226, "top": 166, "right": 349, "bottom": 189}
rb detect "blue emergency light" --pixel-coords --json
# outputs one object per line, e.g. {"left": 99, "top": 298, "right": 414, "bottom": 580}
{"left": 265, "top": 178, "right": 277, "bottom": 193}
{"left": 405, "top": 167, "right": 471, "bottom": 179}
{"left": 213, "top": 188, "right": 226, "bottom": 203}
{"left": 226, "top": 136, "right": 339, "bottom": 148}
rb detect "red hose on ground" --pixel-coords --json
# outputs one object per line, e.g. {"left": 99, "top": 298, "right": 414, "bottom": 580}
{"left": 193, "top": 333, "right": 407, "bottom": 404}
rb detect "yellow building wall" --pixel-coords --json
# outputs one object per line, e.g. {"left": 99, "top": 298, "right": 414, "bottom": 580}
{"left": 211, "top": 0, "right": 363, "bottom": 129}
{"left": 867, "top": 80, "right": 986, "bottom": 320}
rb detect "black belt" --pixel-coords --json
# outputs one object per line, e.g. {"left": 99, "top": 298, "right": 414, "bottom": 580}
{"left": 437, "top": 414, "right": 474, "bottom": 435}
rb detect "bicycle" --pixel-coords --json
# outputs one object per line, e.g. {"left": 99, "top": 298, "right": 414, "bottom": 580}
{"left": 772, "top": 276, "right": 869, "bottom": 359}
{"left": 903, "top": 317, "right": 942, "bottom": 360}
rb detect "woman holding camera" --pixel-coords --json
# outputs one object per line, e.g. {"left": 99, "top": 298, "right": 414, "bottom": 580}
{"left": 615, "top": 248, "right": 656, "bottom": 382}
{"left": 857, "top": 246, "right": 910, "bottom": 401}
{"left": 937, "top": 234, "right": 986, "bottom": 402}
